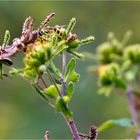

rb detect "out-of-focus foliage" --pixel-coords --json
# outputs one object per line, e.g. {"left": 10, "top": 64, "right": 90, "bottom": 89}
{"left": 0, "top": 1, "right": 140, "bottom": 139}
{"left": 89, "top": 31, "right": 140, "bottom": 97}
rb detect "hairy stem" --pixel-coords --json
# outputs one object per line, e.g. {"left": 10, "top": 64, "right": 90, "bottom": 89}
{"left": 61, "top": 77, "right": 66, "bottom": 96}
{"left": 62, "top": 51, "right": 67, "bottom": 74}
{"left": 61, "top": 51, "right": 67, "bottom": 96}
{"left": 127, "top": 86, "right": 140, "bottom": 139}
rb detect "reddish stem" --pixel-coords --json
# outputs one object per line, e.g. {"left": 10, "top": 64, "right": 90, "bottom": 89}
{"left": 36, "top": 83, "right": 43, "bottom": 91}
{"left": 36, "top": 69, "right": 48, "bottom": 88}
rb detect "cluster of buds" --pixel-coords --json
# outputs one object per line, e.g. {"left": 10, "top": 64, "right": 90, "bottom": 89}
{"left": 88, "top": 32, "right": 133, "bottom": 94}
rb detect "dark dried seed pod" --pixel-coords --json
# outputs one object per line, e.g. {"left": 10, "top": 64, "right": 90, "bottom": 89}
{"left": 0, "top": 58, "right": 13, "bottom": 66}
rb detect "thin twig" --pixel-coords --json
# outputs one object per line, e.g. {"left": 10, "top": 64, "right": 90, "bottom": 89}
{"left": 44, "top": 130, "right": 49, "bottom": 140}
{"left": 61, "top": 51, "right": 67, "bottom": 96}
{"left": 46, "top": 69, "right": 62, "bottom": 98}
{"left": 35, "top": 83, "right": 43, "bottom": 91}
{"left": 62, "top": 51, "right": 67, "bottom": 74}
{"left": 36, "top": 69, "right": 48, "bottom": 88}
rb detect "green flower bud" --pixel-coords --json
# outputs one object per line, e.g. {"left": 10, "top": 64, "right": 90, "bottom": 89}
{"left": 124, "top": 45, "right": 140, "bottom": 64}
{"left": 27, "top": 58, "right": 42, "bottom": 67}
{"left": 99, "top": 63, "right": 126, "bottom": 89}
{"left": 24, "top": 68, "right": 37, "bottom": 78}
{"left": 68, "top": 71, "right": 80, "bottom": 83}
{"left": 63, "top": 96, "right": 70, "bottom": 104}
{"left": 100, "top": 71, "right": 113, "bottom": 86}
{"left": 44, "top": 85, "right": 60, "bottom": 99}
{"left": 97, "top": 41, "right": 122, "bottom": 64}
{"left": 68, "top": 39, "right": 80, "bottom": 49}
{"left": 39, "top": 65, "right": 47, "bottom": 73}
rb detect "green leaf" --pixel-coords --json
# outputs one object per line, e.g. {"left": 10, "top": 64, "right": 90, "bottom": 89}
{"left": 67, "top": 82, "right": 74, "bottom": 99}
{"left": 66, "top": 18, "right": 76, "bottom": 37}
{"left": 79, "top": 36, "right": 95, "bottom": 46}
{"left": 121, "top": 30, "right": 132, "bottom": 46}
{"left": 65, "top": 58, "right": 76, "bottom": 81}
{"left": 98, "top": 118, "right": 132, "bottom": 133}
{"left": 54, "top": 41, "right": 68, "bottom": 55}
{"left": 48, "top": 62, "right": 61, "bottom": 78}
{"left": 55, "top": 98, "right": 72, "bottom": 119}
{"left": 3, "top": 30, "right": 10, "bottom": 48}
{"left": 32, "top": 83, "right": 49, "bottom": 102}
{"left": 68, "top": 50, "right": 85, "bottom": 59}
{"left": 113, "top": 118, "right": 132, "bottom": 127}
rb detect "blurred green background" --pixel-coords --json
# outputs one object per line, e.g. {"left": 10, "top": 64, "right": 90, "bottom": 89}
{"left": 0, "top": 1, "right": 140, "bottom": 139}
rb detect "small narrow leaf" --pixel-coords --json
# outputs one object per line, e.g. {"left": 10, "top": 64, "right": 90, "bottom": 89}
{"left": 54, "top": 41, "right": 68, "bottom": 55}
{"left": 32, "top": 83, "right": 49, "bottom": 102}
{"left": 113, "top": 118, "right": 132, "bottom": 128}
{"left": 65, "top": 58, "right": 76, "bottom": 81}
{"left": 98, "top": 118, "right": 132, "bottom": 133}
{"left": 79, "top": 36, "right": 95, "bottom": 46}
{"left": 48, "top": 62, "right": 61, "bottom": 78}
{"left": 66, "top": 18, "right": 76, "bottom": 37}
{"left": 3, "top": 30, "right": 10, "bottom": 48}
{"left": 68, "top": 50, "right": 84, "bottom": 59}
{"left": 67, "top": 81, "right": 74, "bottom": 98}
{"left": 121, "top": 30, "right": 132, "bottom": 46}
